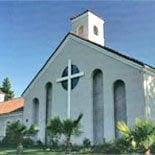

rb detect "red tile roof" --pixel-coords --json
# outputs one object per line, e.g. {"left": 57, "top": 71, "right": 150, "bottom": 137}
{"left": 0, "top": 97, "right": 24, "bottom": 115}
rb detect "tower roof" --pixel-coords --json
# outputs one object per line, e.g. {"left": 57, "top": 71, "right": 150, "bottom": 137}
{"left": 70, "top": 9, "right": 103, "bottom": 21}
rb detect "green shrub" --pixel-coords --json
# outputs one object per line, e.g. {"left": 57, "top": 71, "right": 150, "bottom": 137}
{"left": 22, "top": 138, "right": 34, "bottom": 148}
{"left": 36, "top": 140, "right": 44, "bottom": 148}
{"left": 1, "top": 135, "right": 16, "bottom": 147}
{"left": 114, "top": 138, "right": 133, "bottom": 153}
{"left": 92, "top": 138, "right": 134, "bottom": 154}
{"left": 83, "top": 138, "right": 91, "bottom": 148}
{"left": 71, "top": 144, "right": 82, "bottom": 152}
{"left": 102, "top": 142, "right": 121, "bottom": 154}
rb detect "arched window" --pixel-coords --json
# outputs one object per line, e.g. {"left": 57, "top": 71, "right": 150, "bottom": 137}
{"left": 45, "top": 82, "right": 52, "bottom": 144}
{"left": 93, "top": 25, "right": 99, "bottom": 36}
{"left": 45, "top": 82, "right": 52, "bottom": 123}
{"left": 5, "top": 120, "right": 10, "bottom": 130}
{"left": 92, "top": 69, "right": 104, "bottom": 144}
{"left": 32, "top": 98, "right": 39, "bottom": 125}
{"left": 113, "top": 80, "right": 127, "bottom": 138}
{"left": 78, "top": 25, "right": 84, "bottom": 36}
{"left": 4, "top": 120, "right": 11, "bottom": 136}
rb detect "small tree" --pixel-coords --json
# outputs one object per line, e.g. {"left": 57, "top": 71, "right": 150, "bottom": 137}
{"left": 62, "top": 113, "right": 83, "bottom": 152}
{"left": 117, "top": 118, "right": 155, "bottom": 154}
{"left": 5, "top": 121, "right": 38, "bottom": 148}
{"left": 1, "top": 77, "right": 14, "bottom": 101}
{"left": 47, "top": 117, "right": 62, "bottom": 147}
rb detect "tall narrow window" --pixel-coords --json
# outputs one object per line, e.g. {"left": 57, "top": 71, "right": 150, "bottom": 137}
{"left": 114, "top": 80, "right": 127, "bottom": 138}
{"left": 92, "top": 69, "right": 104, "bottom": 144}
{"left": 45, "top": 82, "right": 52, "bottom": 124}
{"left": 32, "top": 98, "right": 39, "bottom": 125}
{"left": 78, "top": 25, "right": 84, "bottom": 36}
{"left": 93, "top": 25, "right": 99, "bottom": 36}
{"left": 45, "top": 82, "right": 52, "bottom": 144}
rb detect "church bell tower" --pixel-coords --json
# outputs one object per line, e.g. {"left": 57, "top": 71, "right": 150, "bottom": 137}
{"left": 70, "top": 10, "right": 105, "bottom": 46}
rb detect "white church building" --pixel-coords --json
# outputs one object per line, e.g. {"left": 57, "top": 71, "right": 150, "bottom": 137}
{"left": 22, "top": 10, "right": 155, "bottom": 144}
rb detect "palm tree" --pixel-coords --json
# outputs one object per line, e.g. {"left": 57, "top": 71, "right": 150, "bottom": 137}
{"left": 5, "top": 121, "right": 39, "bottom": 152}
{"left": 46, "top": 116, "right": 63, "bottom": 147}
{"left": 117, "top": 118, "right": 155, "bottom": 154}
{"left": 62, "top": 113, "right": 83, "bottom": 153}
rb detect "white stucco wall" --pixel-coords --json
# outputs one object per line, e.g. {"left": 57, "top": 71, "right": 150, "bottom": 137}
{"left": 143, "top": 69, "right": 155, "bottom": 120}
{"left": 88, "top": 11, "right": 104, "bottom": 46}
{"left": 0, "top": 111, "right": 23, "bottom": 141}
{"left": 23, "top": 35, "right": 145, "bottom": 144}
{"left": 71, "top": 13, "right": 88, "bottom": 39}
{"left": 0, "top": 94, "right": 5, "bottom": 102}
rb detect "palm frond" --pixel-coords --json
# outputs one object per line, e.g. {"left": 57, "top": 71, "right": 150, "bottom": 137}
{"left": 117, "top": 121, "right": 130, "bottom": 136}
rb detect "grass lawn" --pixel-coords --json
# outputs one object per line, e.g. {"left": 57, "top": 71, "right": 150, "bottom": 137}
{"left": 0, "top": 148, "right": 65, "bottom": 155}
{"left": 0, "top": 148, "right": 144, "bottom": 155}
{"left": 0, "top": 148, "right": 99, "bottom": 155}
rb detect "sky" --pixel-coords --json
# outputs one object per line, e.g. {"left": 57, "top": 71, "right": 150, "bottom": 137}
{"left": 0, "top": 1, "right": 155, "bottom": 97}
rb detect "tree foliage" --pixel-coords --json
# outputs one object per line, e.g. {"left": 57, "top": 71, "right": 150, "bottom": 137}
{"left": 117, "top": 118, "right": 155, "bottom": 153}
{"left": 62, "top": 113, "right": 83, "bottom": 152}
{"left": 47, "top": 113, "right": 83, "bottom": 152}
{"left": 1, "top": 77, "right": 15, "bottom": 101}
{"left": 5, "top": 121, "right": 39, "bottom": 147}
{"left": 47, "top": 117, "right": 62, "bottom": 147}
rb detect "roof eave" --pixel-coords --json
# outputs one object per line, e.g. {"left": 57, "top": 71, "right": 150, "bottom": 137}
{"left": 21, "top": 33, "right": 71, "bottom": 96}
{"left": 70, "top": 9, "right": 104, "bottom": 21}
{"left": 21, "top": 32, "right": 155, "bottom": 97}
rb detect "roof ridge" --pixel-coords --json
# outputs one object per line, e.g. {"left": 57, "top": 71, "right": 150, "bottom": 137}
{"left": 0, "top": 97, "right": 24, "bottom": 104}
{"left": 70, "top": 33, "right": 155, "bottom": 69}
{"left": 21, "top": 33, "right": 70, "bottom": 96}
{"left": 70, "top": 9, "right": 103, "bottom": 21}
{"left": 21, "top": 32, "right": 155, "bottom": 96}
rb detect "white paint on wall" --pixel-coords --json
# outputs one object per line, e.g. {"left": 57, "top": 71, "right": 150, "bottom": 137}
{"left": 0, "top": 94, "right": 5, "bottom": 103}
{"left": 0, "top": 111, "right": 23, "bottom": 140}
{"left": 23, "top": 37, "right": 146, "bottom": 144}
{"left": 143, "top": 70, "right": 155, "bottom": 120}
